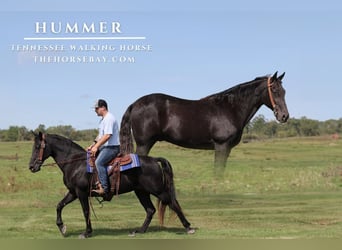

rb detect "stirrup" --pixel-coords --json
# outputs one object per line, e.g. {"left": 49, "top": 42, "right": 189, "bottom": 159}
{"left": 92, "top": 182, "right": 105, "bottom": 195}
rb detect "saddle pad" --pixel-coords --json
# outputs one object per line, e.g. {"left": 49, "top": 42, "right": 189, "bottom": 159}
{"left": 119, "top": 153, "right": 141, "bottom": 172}
{"left": 86, "top": 151, "right": 94, "bottom": 173}
{"left": 106, "top": 153, "right": 141, "bottom": 173}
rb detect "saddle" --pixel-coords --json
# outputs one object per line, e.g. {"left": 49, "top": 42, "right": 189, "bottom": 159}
{"left": 108, "top": 153, "right": 132, "bottom": 167}
{"left": 107, "top": 154, "right": 132, "bottom": 195}
{"left": 88, "top": 153, "right": 132, "bottom": 199}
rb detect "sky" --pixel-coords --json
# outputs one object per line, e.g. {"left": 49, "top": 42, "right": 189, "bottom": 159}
{"left": 1, "top": 1, "right": 342, "bottom": 130}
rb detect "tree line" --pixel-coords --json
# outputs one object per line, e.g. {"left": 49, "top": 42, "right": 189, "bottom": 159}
{"left": 244, "top": 115, "right": 342, "bottom": 140}
{"left": 1, "top": 116, "right": 341, "bottom": 142}
{"left": 0, "top": 124, "right": 97, "bottom": 142}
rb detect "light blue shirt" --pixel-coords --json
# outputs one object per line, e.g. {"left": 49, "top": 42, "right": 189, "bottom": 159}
{"left": 98, "top": 112, "right": 120, "bottom": 146}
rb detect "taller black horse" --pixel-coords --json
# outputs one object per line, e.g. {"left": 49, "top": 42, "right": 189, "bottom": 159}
{"left": 120, "top": 72, "right": 289, "bottom": 173}
{"left": 29, "top": 132, "right": 193, "bottom": 238}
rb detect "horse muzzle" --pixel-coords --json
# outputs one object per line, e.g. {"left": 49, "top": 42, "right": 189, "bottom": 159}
{"left": 29, "top": 162, "right": 42, "bottom": 173}
{"left": 273, "top": 106, "right": 289, "bottom": 123}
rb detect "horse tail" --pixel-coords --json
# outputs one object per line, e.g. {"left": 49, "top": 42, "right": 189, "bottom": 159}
{"left": 119, "top": 104, "right": 134, "bottom": 154}
{"left": 156, "top": 157, "right": 179, "bottom": 227}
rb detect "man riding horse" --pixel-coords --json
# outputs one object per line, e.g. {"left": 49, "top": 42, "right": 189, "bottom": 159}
{"left": 87, "top": 99, "right": 120, "bottom": 199}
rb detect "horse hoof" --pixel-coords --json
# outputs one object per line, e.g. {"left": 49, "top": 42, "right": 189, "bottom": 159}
{"left": 128, "top": 231, "right": 136, "bottom": 237}
{"left": 128, "top": 232, "right": 135, "bottom": 237}
{"left": 79, "top": 232, "right": 92, "bottom": 239}
{"left": 187, "top": 228, "right": 195, "bottom": 234}
{"left": 58, "top": 224, "right": 67, "bottom": 236}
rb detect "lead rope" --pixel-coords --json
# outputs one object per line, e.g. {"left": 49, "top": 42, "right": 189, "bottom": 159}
{"left": 88, "top": 174, "right": 99, "bottom": 224}
{"left": 86, "top": 151, "right": 100, "bottom": 223}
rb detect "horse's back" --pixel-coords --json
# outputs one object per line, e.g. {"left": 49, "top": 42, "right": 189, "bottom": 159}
{"left": 130, "top": 93, "right": 213, "bottom": 118}
{"left": 132, "top": 93, "right": 198, "bottom": 106}
{"left": 127, "top": 93, "right": 218, "bottom": 149}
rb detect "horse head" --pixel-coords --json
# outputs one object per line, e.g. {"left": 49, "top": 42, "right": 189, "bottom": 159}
{"left": 29, "top": 131, "right": 51, "bottom": 173}
{"left": 267, "top": 71, "right": 289, "bottom": 123}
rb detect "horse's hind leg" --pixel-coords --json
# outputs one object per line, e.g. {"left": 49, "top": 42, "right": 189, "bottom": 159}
{"left": 133, "top": 190, "right": 156, "bottom": 234}
{"left": 56, "top": 191, "right": 77, "bottom": 236}
{"left": 162, "top": 197, "right": 195, "bottom": 234}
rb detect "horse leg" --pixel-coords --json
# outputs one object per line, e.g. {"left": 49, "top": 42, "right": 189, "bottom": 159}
{"left": 163, "top": 197, "right": 195, "bottom": 234}
{"left": 77, "top": 191, "right": 93, "bottom": 238}
{"left": 56, "top": 191, "right": 77, "bottom": 236}
{"left": 136, "top": 141, "right": 155, "bottom": 156}
{"left": 214, "top": 143, "right": 231, "bottom": 176}
{"left": 132, "top": 190, "right": 156, "bottom": 234}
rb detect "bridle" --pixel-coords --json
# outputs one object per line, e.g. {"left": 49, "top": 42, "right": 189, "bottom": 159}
{"left": 37, "top": 133, "right": 46, "bottom": 163}
{"left": 267, "top": 77, "right": 276, "bottom": 109}
{"left": 34, "top": 133, "right": 87, "bottom": 167}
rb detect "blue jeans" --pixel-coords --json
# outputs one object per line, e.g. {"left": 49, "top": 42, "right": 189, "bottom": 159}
{"left": 95, "top": 145, "right": 119, "bottom": 193}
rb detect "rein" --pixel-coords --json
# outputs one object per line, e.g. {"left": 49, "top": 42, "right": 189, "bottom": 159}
{"left": 267, "top": 77, "right": 276, "bottom": 109}
{"left": 37, "top": 134, "right": 86, "bottom": 167}
{"left": 40, "top": 156, "right": 87, "bottom": 167}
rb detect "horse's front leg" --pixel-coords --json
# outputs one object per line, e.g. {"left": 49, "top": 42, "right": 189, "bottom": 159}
{"left": 77, "top": 191, "right": 92, "bottom": 238}
{"left": 214, "top": 143, "right": 231, "bottom": 176}
{"left": 136, "top": 141, "right": 155, "bottom": 156}
{"left": 56, "top": 191, "right": 77, "bottom": 236}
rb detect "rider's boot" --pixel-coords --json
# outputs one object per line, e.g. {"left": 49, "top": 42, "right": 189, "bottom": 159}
{"left": 92, "top": 181, "right": 105, "bottom": 195}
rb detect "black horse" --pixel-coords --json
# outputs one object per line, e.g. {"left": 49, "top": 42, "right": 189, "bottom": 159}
{"left": 120, "top": 72, "right": 289, "bottom": 172}
{"left": 29, "top": 132, "right": 194, "bottom": 238}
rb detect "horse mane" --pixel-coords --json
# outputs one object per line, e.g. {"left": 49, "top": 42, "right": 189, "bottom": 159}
{"left": 48, "top": 133, "right": 85, "bottom": 153}
{"left": 201, "top": 75, "right": 268, "bottom": 102}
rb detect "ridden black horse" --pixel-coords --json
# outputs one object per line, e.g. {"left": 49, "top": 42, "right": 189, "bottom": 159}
{"left": 120, "top": 72, "right": 289, "bottom": 173}
{"left": 29, "top": 132, "right": 194, "bottom": 238}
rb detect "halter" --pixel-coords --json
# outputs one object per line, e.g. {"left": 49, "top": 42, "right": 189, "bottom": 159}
{"left": 37, "top": 133, "right": 46, "bottom": 162}
{"left": 267, "top": 77, "right": 276, "bottom": 109}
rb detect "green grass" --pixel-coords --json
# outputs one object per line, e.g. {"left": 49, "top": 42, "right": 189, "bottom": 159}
{"left": 0, "top": 136, "right": 342, "bottom": 238}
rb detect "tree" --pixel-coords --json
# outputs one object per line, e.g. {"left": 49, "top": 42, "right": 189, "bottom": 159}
{"left": 322, "top": 119, "right": 340, "bottom": 134}
{"left": 278, "top": 118, "right": 301, "bottom": 137}
{"left": 4, "top": 126, "right": 19, "bottom": 141}
{"left": 299, "top": 117, "right": 320, "bottom": 136}
{"left": 264, "top": 120, "right": 278, "bottom": 138}
{"left": 250, "top": 114, "right": 267, "bottom": 136}
{"left": 46, "top": 125, "right": 76, "bottom": 138}
{"left": 34, "top": 124, "right": 47, "bottom": 134}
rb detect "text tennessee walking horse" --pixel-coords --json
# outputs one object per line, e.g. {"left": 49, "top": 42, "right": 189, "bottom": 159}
{"left": 120, "top": 72, "right": 289, "bottom": 172}
{"left": 29, "top": 132, "right": 194, "bottom": 238}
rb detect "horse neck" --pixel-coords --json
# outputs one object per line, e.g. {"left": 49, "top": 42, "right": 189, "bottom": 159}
{"left": 47, "top": 135, "right": 84, "bottom": 171}
{"left": 230, "top": 79, "right": 268, "bottom": 126}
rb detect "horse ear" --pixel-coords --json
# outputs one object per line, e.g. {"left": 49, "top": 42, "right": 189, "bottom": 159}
{"left": 271, "top": 71, "right": 278, "bottom": 82}
{"left": 31, "top": 130, "right": 37, "bottom": 137}
{"left": 278, "top": 72, "right": 285, "bottom": 81}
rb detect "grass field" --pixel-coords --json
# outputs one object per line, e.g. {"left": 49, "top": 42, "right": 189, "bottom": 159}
{"left": 0, "top": 136, "right": 341, "bottom": 239}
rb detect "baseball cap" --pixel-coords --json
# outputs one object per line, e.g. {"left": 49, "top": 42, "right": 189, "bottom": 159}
{"left": 94, "top": 99, "right": 108, "bottom": 109}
